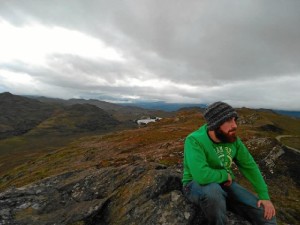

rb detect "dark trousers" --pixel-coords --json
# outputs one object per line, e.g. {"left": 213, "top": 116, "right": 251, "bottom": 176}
{"left": 183, "top": 181, "right": 277, "bottom": 225}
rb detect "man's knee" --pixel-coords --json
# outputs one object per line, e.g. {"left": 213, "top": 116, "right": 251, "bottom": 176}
{"left": 184, "top": 182, "right": 227, "bottom": 224}
{"left": 184, "top": 182, "right": 226, "bottom": 204}
{"left": 203, "top": 183, "right": 226, "bottom": 200}
{"left": 201, "top": 183, "right": 227, "bottom": 209}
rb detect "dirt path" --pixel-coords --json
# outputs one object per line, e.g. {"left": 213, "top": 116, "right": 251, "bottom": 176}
{"left": 276, "top": 135, "right": 300, "bottom": 154}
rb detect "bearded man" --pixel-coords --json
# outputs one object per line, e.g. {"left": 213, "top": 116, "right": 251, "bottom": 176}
{"left": 182, "top": 101, "right": 277, "bottom": 225}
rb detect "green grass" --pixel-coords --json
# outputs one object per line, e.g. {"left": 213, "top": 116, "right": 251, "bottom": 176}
{"left": 280, "top": 137, "right": 300, "bottom": 150}
{"left": 0, "top": 133, "right": 94, "bottom": 177}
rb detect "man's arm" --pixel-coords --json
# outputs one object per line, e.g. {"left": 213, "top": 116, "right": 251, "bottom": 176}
{"left": 235, "top": 139, "right": 276, "bottom": 219}
{"left": 234, "top": 138, "right": 270, "bottom": 200}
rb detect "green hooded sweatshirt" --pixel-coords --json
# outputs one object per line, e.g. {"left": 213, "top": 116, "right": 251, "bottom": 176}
{"left": 182, "top": 124, "right": 270, "bottom": 200}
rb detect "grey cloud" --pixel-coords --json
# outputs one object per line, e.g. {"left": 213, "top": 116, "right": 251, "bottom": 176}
{"left": 2, "top": 1, "right": 300, "bottom": 81}
{"left": 106, "top": 1, "right": 300, "bottom": 82}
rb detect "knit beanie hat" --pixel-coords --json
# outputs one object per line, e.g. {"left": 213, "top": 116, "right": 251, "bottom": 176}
{"left": 203, "top": 101, "right": 238, "bottom": 130}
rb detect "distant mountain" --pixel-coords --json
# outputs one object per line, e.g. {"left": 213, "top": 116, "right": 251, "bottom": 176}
{"left": 274, "top": 110, "right": 300, "bottom": 118}
{"left": 0, "top": 93, "right": 123, "bottom": 139}
{"left": 28, "top": 96, "right": 173, "bottom": 121}
{"left": 0, "top": 92, "right": 56, "bottom": 139}
{"left": 0, "top": 92, "right": 176, "bottom": 141}
{"left": 29, "top": 95, "right": 130, "bottom": 111}
{"left": 120, "top": 101, "right": 207, "bottom": 112}
{"left": 254, "top": 108, "right": 300, "bottom": 119}
{"left": 28, "top": 103, "right": 120, "bottom": 136}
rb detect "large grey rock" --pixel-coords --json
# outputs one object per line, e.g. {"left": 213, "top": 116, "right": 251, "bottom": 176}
{"left": 0, "top": 162, "right": 250, "bottom": 225}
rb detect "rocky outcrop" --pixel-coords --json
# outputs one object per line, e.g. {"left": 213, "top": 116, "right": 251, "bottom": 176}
{"left": 237, "top": 113, "right": 261, "bottom": 125}
{"left": 259, "top": 124, "right": 283, "bottom": 133}
{"left": 263, "top": 146, "right": 285, "bottom": 174}
{"left": 0, "top": 162, "right": 250, "bottom": 225}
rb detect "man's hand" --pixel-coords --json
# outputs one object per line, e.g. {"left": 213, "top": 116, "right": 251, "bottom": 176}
{"left": 223, "top": 173, "right": 232, "bottom": 186}
{"left": 257, "top": 200, "right": 276, "bottom": 220}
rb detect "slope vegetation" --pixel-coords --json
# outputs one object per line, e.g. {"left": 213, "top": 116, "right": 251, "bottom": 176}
{"left": 0, "top": 92, "right": 55, "bottom": 139}
{"left": 0, "top": 93, "right": 129, "bottom": 176}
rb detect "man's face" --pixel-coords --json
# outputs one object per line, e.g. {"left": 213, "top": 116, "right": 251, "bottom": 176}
{"left": 215, "top": 117, "right": 238, "bottom": 143}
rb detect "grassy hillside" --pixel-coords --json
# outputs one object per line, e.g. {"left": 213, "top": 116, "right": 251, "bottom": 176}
{"left": 0, "top": 93, "right": 133, "bottom": 177}
{"left": 28, "top": 104, "right": 121, "bottom": 135}
{"left": 280, "top": 136, "right": 300, "bottom": 150}
{"left": 0, "top": 92, "right": 56, "bottom": 139}
{"left": 1, "top": 108, "right": 300, "bottom": 186}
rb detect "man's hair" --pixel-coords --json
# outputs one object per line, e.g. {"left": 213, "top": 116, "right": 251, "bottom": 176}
{"left": 203, "top": 101, "right": 238, "bottom": 130}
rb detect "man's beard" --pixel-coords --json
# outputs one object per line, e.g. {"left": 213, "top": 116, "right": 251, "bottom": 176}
{"left": 215, "top": 128, "right": 237, "bottom": 143}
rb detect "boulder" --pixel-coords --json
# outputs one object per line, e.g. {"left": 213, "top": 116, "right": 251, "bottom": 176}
{"left": 0, "top": 162, "right": 250, "bottom": 225}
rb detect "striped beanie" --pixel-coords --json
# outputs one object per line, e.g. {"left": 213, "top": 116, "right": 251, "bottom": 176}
{"left": 203, "top": 101, "right": 238, "bottom": 130}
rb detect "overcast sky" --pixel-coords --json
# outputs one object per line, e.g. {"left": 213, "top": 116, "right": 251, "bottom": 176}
{"left": 0, "top": 0, "right": 300, "bottom": 110}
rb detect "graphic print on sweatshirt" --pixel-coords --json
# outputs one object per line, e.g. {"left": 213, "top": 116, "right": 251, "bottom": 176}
{"left": 214, "top": 146, "right": 233, "bottom": 170}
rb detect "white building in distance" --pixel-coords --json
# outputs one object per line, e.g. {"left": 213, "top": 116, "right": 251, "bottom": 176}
{"left": 136, "top": 117, "right": 161, "bottom": 125}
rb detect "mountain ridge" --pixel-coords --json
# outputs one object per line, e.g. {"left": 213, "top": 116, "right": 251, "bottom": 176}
{"left": 0, "top": 92, "right": 126, "bottom": 140}
{"left": 0, "top": 92, "right": 56, "bottom": 139}
{"left": 26, "top": 94, "right": 173, "bottom": 121}
{"left": 24, "top": 93, "right": 300, "bottom": 117}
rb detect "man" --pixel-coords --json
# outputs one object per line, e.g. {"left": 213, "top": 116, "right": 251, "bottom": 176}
{"left": 182, "top": 101, "right": 276, "bottom": 225}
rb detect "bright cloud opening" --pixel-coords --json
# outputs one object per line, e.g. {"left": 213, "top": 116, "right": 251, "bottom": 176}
{"left": 0, "top": 69, "right": 34, "bottom": 86}
{"left": 0, "top": 20, "right": 124, "bottom": 66}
